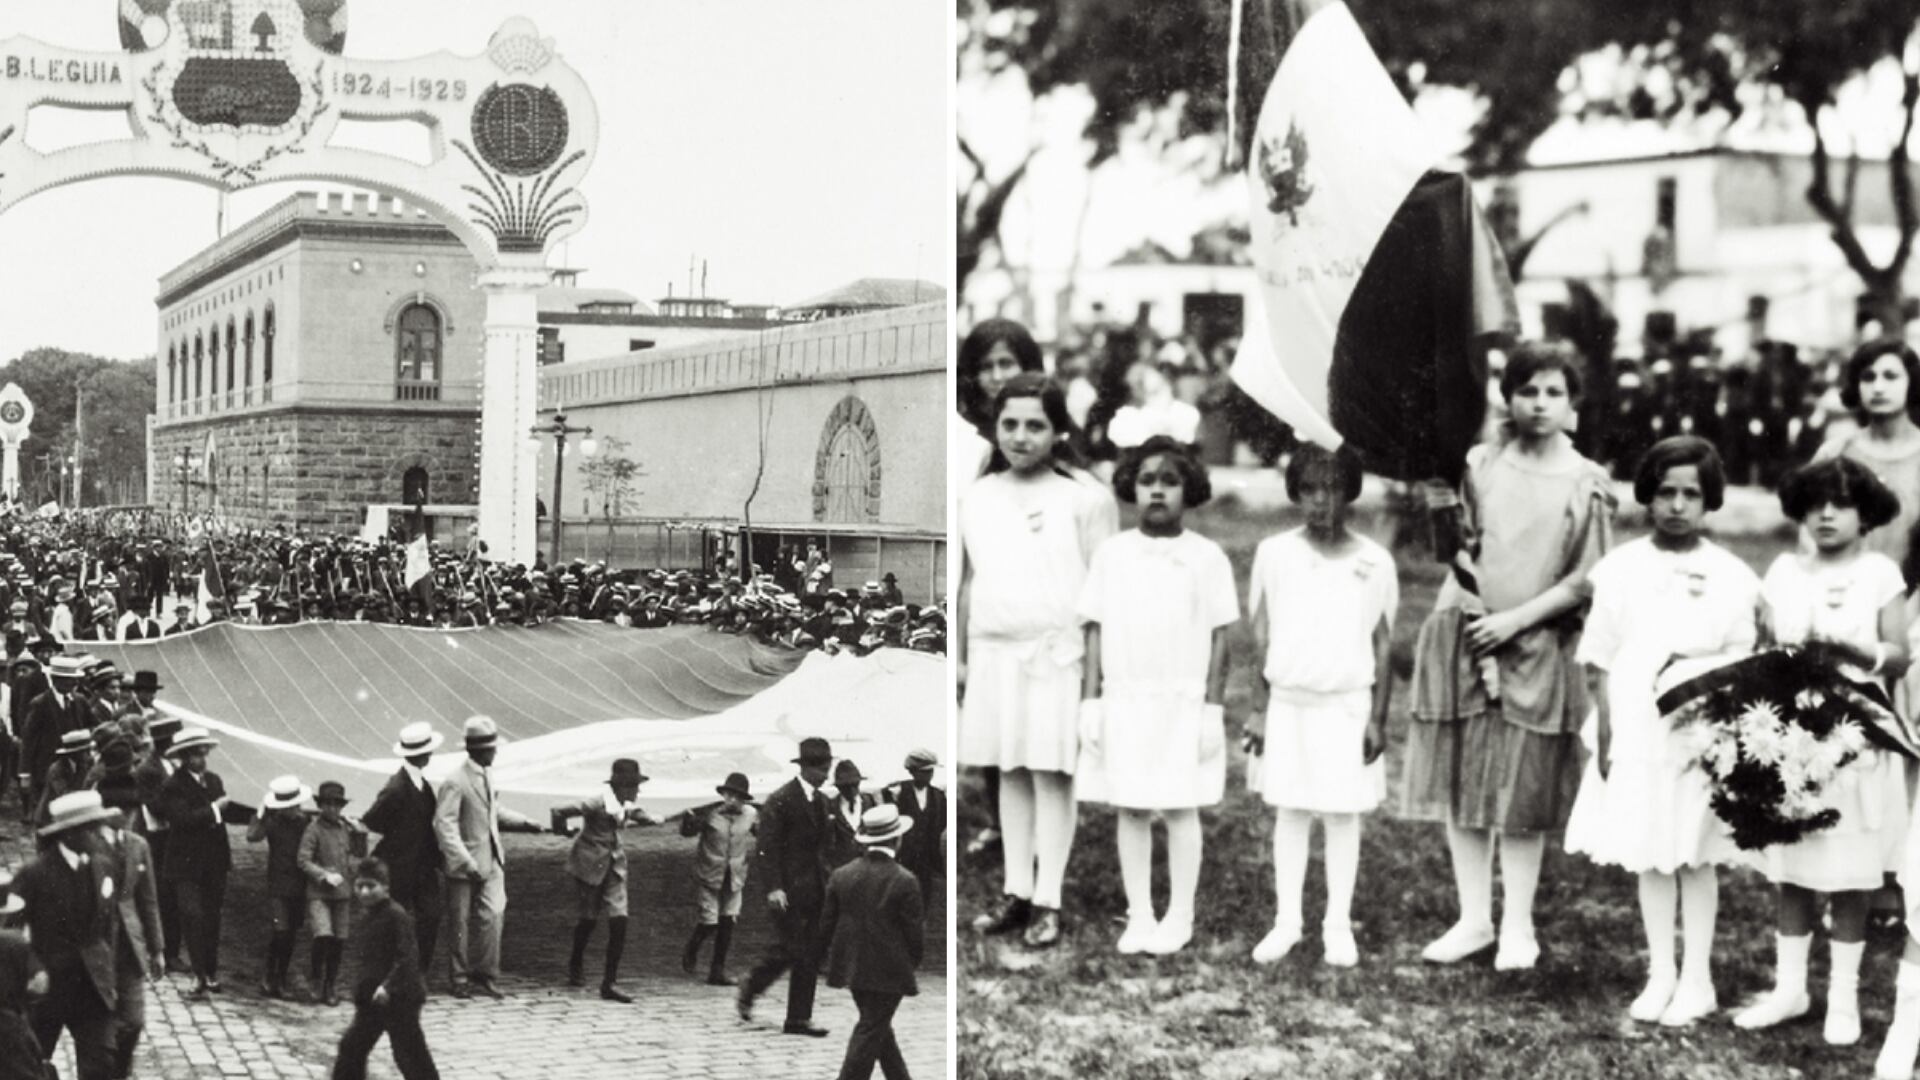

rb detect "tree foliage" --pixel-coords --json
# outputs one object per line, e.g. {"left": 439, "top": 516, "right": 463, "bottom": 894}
{"left": 580, "top": 434, "right": 642, "bottom": 518}
{"left": 0, "top": 349, "right": 154, "bottom": 505}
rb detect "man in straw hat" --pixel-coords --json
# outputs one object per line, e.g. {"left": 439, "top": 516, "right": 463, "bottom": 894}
{"left": 549, "top": 758, "right": 662, "bottom": 1003}
{"left": 433, "top": 716, "right": 538, "bottom": 1000}
{"left": 12, "top": 790, "right": 123, "bottom": 1079}
{"left": 155, "top": 725, "right": 234, "bottom": 998}
{"left": 822, "top": 803, "right": 925, "bottom": 1080}
{"left": 362, "top": 722, "right": 447, "bottom": 976}
{"left": 678, "top": 771, "right": 758, "bottom": 986}
{"left": 19, "top": 654, "right": 88, "bottom": 824}
{"left": 884, "top": 749, "right": 946, "bottom": 911}
{"left": 34, "top": 730, "right": 93, "bottom": 828}
{"left": 0, "top": 867, "right": 50, "bottom": 1080}
{"left": 246, "top": 775, "right": 313, "bottom": 999}
{"left": 738, "top": 735, "right": 836, "bottom": 1037}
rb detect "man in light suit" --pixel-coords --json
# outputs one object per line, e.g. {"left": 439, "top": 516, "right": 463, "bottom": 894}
{"left": 549, "top": 758, "right": 660, "bottom": 1003}
{"left": 822, "top": 804, "right": 925, "bottom": 1080}
{"left": 739, "top": 735, "right": 835, "bottom": 1038}
{"left": 362, "top": 722, "right": 446, "bottom": 976}
{"left": 15, "top": 791, "right": 123, "bottom": 1080}
{"left": 433, "top": 715, "right": 538, "bottom": 1000}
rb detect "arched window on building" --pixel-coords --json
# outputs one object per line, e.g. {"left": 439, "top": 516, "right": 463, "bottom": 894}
{"left": 403, "top": 466, "right": 429, "bottom": 505}
{"left": 207, "top": 322, "right": 220, "bottom": 405}
{"left": 225, "top": 319, "right": 236, "bottom": 406}
{"left": 165, "top": 345, "right": 175, "bottom": 406}
{"left": 193, "top": 334, "right": 204, "bottom": 407}
{"left": 243, "top": 313, "right": 255, "bottom": 400}
{"left": 395, "top": 304, "right": 442, "bottom": 401}
{"left": 262, "top": 305, "right": 275, "bottom": 397}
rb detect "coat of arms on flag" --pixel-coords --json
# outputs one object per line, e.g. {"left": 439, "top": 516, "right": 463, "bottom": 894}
{"left": 1258, "top": 120, "right": 1314, "bottom": 226}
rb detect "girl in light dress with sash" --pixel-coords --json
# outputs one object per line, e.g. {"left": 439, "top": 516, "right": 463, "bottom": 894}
{"left": 1403, "top": 343, "right": 1614, "bottom": 971}
{"left": 960, "top": 373, "right": 1118, "bottom": 949}
{"left": 1565, "top": 437, "right": 1758, "bottom": 1027}
{"left": 1737, "top": 457, "right": 1910, "bottom": 1048}
{"left": 1075, "top": 436, "right": 1238, "bottom": 956}
{"left": 1244, "top": 445, "right": 1398, "bottom": 968}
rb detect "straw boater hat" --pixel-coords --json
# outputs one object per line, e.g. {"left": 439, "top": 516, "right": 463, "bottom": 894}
{"left": 166, "top": 726, "right": 218, "bottom": 757}
{"left": 55, "top": 730, "right": 92, "bottom": 758}
{"left": 39, "top": 790, "right": 117, "bottom": 840}
{"left": 463, "top": 715, "right": 499, "bottom": 749}
{"left": 855, "top": 803, "right": 913, "bottom": 845}
{"left": 717, "top": 772, "right": 754, "bottom": 801}
{"left": 47, "top": 655, "right": 87, "bottom": 682}
{"left": 263, "top": 775, "right": 310, "bottom": 810}
{"left": 392, "top": 722, "right": 445, "bottom": 758}
{"left": 0, "top": 868, "right": 23, "bottom": 916}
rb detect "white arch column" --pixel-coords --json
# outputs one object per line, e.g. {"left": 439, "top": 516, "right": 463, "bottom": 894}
{"left": 478, "top": 259, "right": 550, "bottom": 565}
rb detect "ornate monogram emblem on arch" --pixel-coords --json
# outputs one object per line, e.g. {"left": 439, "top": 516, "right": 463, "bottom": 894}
{"left": 813, "top": 395, "right": 882, "bottom": 524}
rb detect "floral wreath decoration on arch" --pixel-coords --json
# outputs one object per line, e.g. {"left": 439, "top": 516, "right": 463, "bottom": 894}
{"left": 0, "top": 2, "right": 598, "bottom": 265}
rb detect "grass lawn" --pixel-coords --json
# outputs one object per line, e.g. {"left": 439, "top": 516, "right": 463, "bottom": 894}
{"left": 957, "top": 496, "right": 1899, "bottom": 1080}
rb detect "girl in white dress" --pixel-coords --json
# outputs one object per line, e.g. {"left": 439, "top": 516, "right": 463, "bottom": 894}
{"left": 960, "top": 373, "right": 1119, "bottom": 948}
{"left": 1739, "top": 456, "right": 1910, "bottom": 1046}
{"left": 1565, "top": 437, "right": 1758, "bottom": 1027}
{"left": 1077, "top": 436, "right": 1238, "bottom": 955}
{"left": 1245, "top": 446, "right": 1398, "bottom": 967}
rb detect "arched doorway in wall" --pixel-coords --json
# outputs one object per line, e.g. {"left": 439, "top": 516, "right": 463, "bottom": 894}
{"left": 403, "top": 465, "right": 430, "bottom": 505}
{"left": 813, "top": 395, "right": 881, "bottom": 524}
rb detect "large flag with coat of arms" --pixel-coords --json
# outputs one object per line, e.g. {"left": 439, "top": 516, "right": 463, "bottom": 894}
{"left": 1230, "top": 0, "right": 1519, "bottom": 485}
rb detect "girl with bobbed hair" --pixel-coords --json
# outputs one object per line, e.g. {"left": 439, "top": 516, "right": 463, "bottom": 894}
{"left": 1565, "top": 437, "right": 1758, "bottom": 1026}
{"left": 1738, "top": 456, "right": 1910, "bottom": 1046}
{"left": 1403, "top": 340, "right": 1614, "bottom": 973}
{"left": 1075, "top": 436, "right": 1236, "bottom": 955}
{"left": 959, "top": 374, "right": 1118, "bottom": 949}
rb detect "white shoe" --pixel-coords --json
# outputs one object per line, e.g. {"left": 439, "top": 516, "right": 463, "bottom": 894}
{"left": 1734, "top": 989, "right": 1812, "bottom": 1030}
{"left": 1252, "top": 924, "right": 1301, "bottom": 965}
{"left": 1628, "top": 969, "right": 1677, "bottom": 1023}
{"left": 1147, "top": 918, "right": 1192, "bottom": 956}
{"left": 1658, "top": 979, "right": 1717, "bottom": 1027}
{"left": 1826, "top": 999, "right": 1863, "bottom": 1046}
{"left": 1878, "top": 1032, "right": 1920, "bottom": 1080}
{"left": 1493, "top": 930, "right": 1540, "bottom": 972}
{"left": 1322, "top": 924, "right": 1359, "bottom": 968}
{"left": 1116, "top": 916, "right": 1158, "bottom": 955}
{"left": 1421, "top": 921, "right": 1496, "bottom": 964}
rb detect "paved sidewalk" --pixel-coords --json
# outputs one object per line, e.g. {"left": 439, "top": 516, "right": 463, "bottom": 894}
{"left": 8, "top": 820, "right": 947, "bottom": 1079}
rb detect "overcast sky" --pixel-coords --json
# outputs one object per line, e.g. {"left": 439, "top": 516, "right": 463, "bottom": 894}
{"left": 0, "top": 0, "right": 948, "bottom": 361}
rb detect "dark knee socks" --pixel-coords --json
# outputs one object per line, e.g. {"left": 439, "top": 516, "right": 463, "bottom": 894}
{"left": 603, "top": 917, "right": 628, "bottom": 988}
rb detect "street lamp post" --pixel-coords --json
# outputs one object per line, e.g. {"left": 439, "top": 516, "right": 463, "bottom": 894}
{"left": 532, "top": 410, "right": 593, "bottom": 567}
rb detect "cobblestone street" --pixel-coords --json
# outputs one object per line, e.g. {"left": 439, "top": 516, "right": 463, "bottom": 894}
{"left": 3, "top": 816, "right": 948, "bottom": 1079}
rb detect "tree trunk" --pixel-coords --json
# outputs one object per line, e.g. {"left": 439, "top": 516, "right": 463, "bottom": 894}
{"left": 1864, "top": 277, "right": 1908, "bottom": 340}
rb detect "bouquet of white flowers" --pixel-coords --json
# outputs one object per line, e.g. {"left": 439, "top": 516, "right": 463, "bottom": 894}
{"left": 1659, "top": 644, "right": 1913, "bottom": 851}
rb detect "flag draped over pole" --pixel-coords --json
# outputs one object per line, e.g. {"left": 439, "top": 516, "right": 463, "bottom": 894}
{"left": 1230, "top": 0, "right": 1517, "bottom": 486}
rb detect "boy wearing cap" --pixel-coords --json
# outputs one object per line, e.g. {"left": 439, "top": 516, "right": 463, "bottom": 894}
{"left": 362, "top": 723, "right": 446, "bottom": 976}
{"left": 549, "top": 759, "right": 662, "bottom": 1003}
{"left": 883, "top": 751, "right": 947, "bottom": 911}
{"left": 299, "top": 781, "right": 363, "bottom": 1006}
{"left": 739, "top": 736, "right": 836, "bottom": 1037}
{"left": 330, "top": 858, "right": 439, "bottom": 1080}
{"left": 14, "top": 791, "right": 123, "bottom": 1080}
{"left": 246, "top": 776, "right": 313, "bottom": 999}
{"left": 156, "top": 726, "right": 233, "bottom": 998}
{"left": 678, "top": 772, "right": 758, "bottom": 984}
{"left": 823, "top": 804, "right": 925, "bottom": 1080}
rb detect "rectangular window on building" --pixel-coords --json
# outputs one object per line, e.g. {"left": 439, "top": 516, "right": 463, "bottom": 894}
{"left": 1656, "top": 176, "right": 1677, "bottom": 233}
{"left": 629, "top": 339, "right": 653, "bottom": 352}
{"left": 539, "top": 327, "right": 564, "bottom": 366}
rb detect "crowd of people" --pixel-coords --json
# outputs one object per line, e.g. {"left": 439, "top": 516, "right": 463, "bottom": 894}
{"left": 0, "top": 645, "right": 946, "bottom": 1079}
{"left": 0, "top": 513, "right": 945, "bottom": 657}
{"left": 955, "top": 318, "right": 1920, "bottom": 1080}
{"left": 990, "top": 307, "right": 1865, "bottom": 490}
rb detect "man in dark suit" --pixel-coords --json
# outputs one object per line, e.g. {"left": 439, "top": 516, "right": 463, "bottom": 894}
{"left": 154, "top": 726, "right": 232, "bottom": 998}
{"left": 100, "top": 804, "right": 163, "bottom": 1080}
{"left": 826, "top": 759, "right": 876, "bottom": 871}
{"left": 738, "top": 735, "right": 835, "bottom": 1037}
{"left": 14, "top": 790, "right": 122, "bottom": 1080}
{"left": 133, "top": 714, "right": 185, "bottom": 973}
{"left": 882, "top": 750, "right": 946, "bottom": 911}
{"left": 822, "top": 804, "right": 925, "bottom": 1080}
{"left": 19, "top": 656, "right": 88, "bottom": 822}
{"left": 361, "top": 722, "right": 446, "bottom": 977}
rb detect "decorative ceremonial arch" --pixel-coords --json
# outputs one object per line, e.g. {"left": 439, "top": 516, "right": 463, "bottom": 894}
{"left": 0, "top": 3, "right": 600, "bottom": 562}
